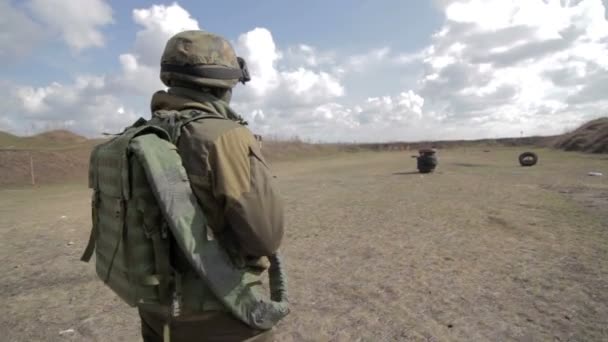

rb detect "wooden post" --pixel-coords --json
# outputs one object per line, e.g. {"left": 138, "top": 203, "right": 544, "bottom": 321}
{"left": 29, "top": 152, "right": 36, "bottom": 186}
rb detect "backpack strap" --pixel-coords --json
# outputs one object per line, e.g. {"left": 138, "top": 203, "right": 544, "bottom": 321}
{"left": 151, "top": 109, "right": 228, "bottom": 145}
{"left": 80, "top": 190, "right": 100, "bottom": 262}
{"left": 80, "top": 141, "right": 106, "bottom": 262}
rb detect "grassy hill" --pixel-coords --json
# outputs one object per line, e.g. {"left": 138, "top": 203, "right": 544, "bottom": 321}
{"left": 0, "top": 131, "right": 20, "bottom": 147}
{"left": 0, "top": 129, "right": 95, "bottom": 150}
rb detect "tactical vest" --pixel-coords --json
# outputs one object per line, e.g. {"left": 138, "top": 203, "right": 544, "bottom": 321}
{"left": 81, "top": 110, "right": 289, "bottom": 334}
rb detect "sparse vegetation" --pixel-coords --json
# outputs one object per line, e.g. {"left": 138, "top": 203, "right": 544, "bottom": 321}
{"left": 1, "top": 117, "right": 606, "bottom": 187}
{"left": 552, "top": 117, "right": 608, "bottom": 153}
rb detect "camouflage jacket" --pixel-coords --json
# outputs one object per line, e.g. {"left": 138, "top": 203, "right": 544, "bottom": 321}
{"left": 149, "top": 87, "right": 285, "bottom": 312}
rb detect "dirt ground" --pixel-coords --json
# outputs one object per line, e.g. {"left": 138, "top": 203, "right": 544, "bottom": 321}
{"left": 1, "top": 147, "right": 607, "bottom": 342}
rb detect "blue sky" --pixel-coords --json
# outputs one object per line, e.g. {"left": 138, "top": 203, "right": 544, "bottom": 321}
{"left": 5, "top": 1, "right": 443, "bottom": 85}
{"left": 2, "top": 0, "right": 608, "bottom": 141}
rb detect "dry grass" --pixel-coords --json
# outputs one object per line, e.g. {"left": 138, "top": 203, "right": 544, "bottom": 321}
{"left": 0, "top": 130, "right": 98, "bottom": 187}
{"left": 259, "top": 137, "right": 344, "bottom": 162}
{"left": 0, "top": 148, "right": 91, "bottom": 187}
{"left": 0, "top": 135, "right": 345, "bottom": 187}
{"left": 2, "top": 117, "right": 606, "bottom": 187}
{"left": 0, "top": 129, "right": 91, "bottom": 150}
{"left": 1, "top": 147, "right": 607, "bottom": 341}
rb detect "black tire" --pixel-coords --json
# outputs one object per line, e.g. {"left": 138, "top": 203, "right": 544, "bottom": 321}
{"left": 519, "top": 152, "right": 538, "bottom": 167}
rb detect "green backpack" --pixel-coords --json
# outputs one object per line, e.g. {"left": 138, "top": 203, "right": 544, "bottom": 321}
{"left": 81, "top": 110, "right": 288, "bottom": 331}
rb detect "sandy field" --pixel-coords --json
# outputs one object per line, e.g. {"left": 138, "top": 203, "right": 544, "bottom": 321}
{"left": 1, "top": 147, "right": 607, "bottom": 341}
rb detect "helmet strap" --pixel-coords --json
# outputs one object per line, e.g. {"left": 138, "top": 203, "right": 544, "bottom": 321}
{"left": 161, "top": 62, "right": 250, "bottom": 85}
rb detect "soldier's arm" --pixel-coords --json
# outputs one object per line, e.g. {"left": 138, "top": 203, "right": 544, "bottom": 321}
{"left": 208, "top": 126, "right": 285, "bottom": 257}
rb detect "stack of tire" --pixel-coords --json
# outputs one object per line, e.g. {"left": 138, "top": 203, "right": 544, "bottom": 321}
{"left": 417, "top": 149, "right": 438, "bottom": 173}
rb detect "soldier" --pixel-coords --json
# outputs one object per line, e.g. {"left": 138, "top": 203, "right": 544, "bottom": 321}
{"left": 82, "top": 30, "right": 287, "bottom": 341}
{"left": 139, "top": 30, "right": 286, "bottom": 341}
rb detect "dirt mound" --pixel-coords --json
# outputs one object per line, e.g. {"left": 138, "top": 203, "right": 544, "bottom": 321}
{"left": 0, "top": 147, "right": 90, "bottom": 187}
{"left": 33, "top": 129, "right": 87, "bottom": 144}
{"left": 0, "top": 129, "right": 92, "bottom": 150}
{"left": 553, "top": 117, "right": 608, "bottom": 153}
{"left": 0, "top": 129, "right": 94, "bottom": 187}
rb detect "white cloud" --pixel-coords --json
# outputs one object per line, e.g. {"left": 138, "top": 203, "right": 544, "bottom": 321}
{"left": 108, "top": 3, "right": 201, "bottom": 96}
{"left": 27, "top": 0, "right": 113, "bottom": 51}
{"left": 395, "top": 50, "right": 427, "bottom": 65}
{"left": 9, "top": 75, "right": 136, "bottom": 135}
{"left": 236, "top": 28, "right": 281, "bottom": 97}
{"left": 345, "top": 47, "right": 392, "bottom": 72}
{"left": 358, "top": 91, "right": 425, "bottom": 124}
{"left": 2, "top": 3, "right": 200, "bottom": 136}
{"left": 0, "top": 0, "right": 44, "bottom": 58}
{"left": 234, "top": 27, "right": 346, "bottom": 109}
{"left": 230, "top": 28, "right": 354, "bottom": 140}
{"left": 110, "top": 53, "right": 161, "bottom": 96}
{"left": 239, "top": 0, "right": 608, "bottom": 141}
{"left": 282, "top": 68, "right": 344, "bottom": 101}
{"left": 417, "top": 0, "right": 608, "bottom": 137}
{"left": 230, "top": 27, "right": 433, "bottom": 141}
{"left": 6, "top": 1, "right": 608, "bottom": 142}
{"left": 283, "top": 44, "right": 337, "bottom": 68}
{"left": 15, "top": 76, "right": 105, "bottom": 115}
{"left": 5, "top": 2, "right": 415, "bottom": 141}
{"left": 131, "top": 3, "right": 200, "bottom": 67}
{"left": 15, "top": 83, "right": 57, "bottom": 113}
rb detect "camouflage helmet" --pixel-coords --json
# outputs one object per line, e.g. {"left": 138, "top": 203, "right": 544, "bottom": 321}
{"left": 160, "top": 30, "right": 250, "bottom": 89}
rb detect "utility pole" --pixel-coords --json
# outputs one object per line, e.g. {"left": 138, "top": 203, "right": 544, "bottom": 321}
{"left": 29, "top": 152, "right": 36, "bottom": 186}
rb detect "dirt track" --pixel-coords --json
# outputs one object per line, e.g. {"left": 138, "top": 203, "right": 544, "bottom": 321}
{"left": 1, "top": 148, "right": 607, "bottom": 342}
